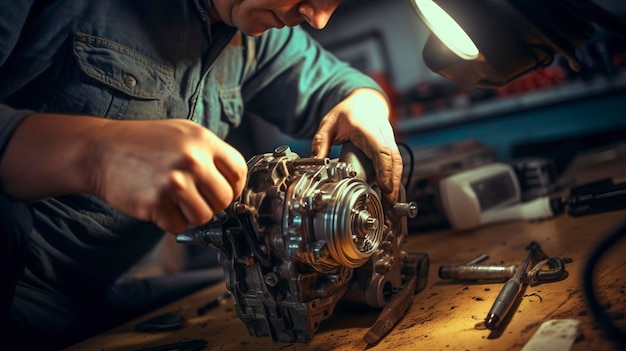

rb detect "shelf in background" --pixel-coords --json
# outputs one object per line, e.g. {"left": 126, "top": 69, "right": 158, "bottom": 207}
{"left": 395, "top": 72, "right": 626, "bottom": 134}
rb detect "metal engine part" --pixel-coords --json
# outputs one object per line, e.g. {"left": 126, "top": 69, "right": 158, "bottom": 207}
{"left": 177, "top": 143, "right": 428, "bottom": 342}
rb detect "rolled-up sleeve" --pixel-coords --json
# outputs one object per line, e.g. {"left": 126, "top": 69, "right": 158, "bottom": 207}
{"left": 0, "top": 105, "right": 32, "bottom": 157}
{"left": 241, "top": 26, "right": 384, "bottom": 139}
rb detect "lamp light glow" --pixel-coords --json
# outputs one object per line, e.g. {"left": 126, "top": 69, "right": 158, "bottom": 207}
{"left": 412, "top": 0, "right": 479, "bottom": 60}
{"left": 407, "top": 0, "right": 626, "bottom": 87}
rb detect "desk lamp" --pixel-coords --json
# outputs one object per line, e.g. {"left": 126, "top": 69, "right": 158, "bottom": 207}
{"left": 409, "top": 0, "right": 626, "bottom": 87}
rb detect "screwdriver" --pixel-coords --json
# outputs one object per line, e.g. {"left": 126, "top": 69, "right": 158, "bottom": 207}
{"left": 484, "top": 245, "right": 534, "bottom": 330}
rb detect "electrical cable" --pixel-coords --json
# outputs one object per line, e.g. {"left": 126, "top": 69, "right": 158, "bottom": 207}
{"left": 397, "top": 142, "right": 414, "bottom": 191}
{"left": 582, "top": 218, "right": 626, "bottom": 349}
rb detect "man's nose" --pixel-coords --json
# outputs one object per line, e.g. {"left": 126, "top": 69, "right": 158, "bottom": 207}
{"left": 298, "top": 1, "right": 341, "bottom": 29}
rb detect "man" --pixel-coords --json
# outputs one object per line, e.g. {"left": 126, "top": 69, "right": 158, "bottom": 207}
{"left": 0, "top": 0, "right": 402, "bottom": 348}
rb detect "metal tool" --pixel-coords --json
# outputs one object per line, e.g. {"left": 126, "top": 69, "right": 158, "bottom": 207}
{"left": 439, "top": 252, "right": 515, "bottom": 281}
{"left": 463, "top": 253, "right": 489, "bottom": 265}
{"left": 363, "top": 252, "right": 430, "bottom": 344}
{"left": 196, "top": 292, "right": 231, "bottom": 316}
{"left": 525, "top": 241, "right": 567, "bottom": 285}
{"left": 484, "top": 244, "right": 535, "bottom": 330}
{"left": 439, "top": 246, "right": 567, "bottom": 284}
{"left": 440, "top": 261, "right": 567, "bottom": 284}
{"left": 439, "top": 264, "right": 518, "bottom": 281}
{"left": 364, "top": 276, "right": 417, "bottom": 345}
{"left": 526, "top": 257, "right": 566, "bottom": 285}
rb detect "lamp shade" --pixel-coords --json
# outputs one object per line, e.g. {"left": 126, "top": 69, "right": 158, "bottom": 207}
{"left": 410, "top": 0, "right": 597, "bottom": 87}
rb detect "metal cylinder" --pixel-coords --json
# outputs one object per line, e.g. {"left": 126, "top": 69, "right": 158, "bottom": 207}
{"left": 439, "top": 264, "right": 518, "bottom": 280}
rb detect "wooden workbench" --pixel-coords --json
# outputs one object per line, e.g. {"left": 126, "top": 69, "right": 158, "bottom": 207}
{"left": 66, "top": 154, "right": 626, "bottom": 351}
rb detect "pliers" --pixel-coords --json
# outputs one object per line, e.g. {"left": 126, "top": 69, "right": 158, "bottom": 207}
{"left": 525, "top": 241, "right": 567, "bottom": 285}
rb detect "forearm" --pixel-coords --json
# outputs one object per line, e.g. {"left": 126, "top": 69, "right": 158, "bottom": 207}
{"left": 0, "top": 112, "right": 247, "bottom": 233}
{"left": 0, "top": 113, "right": 105, "bottom": 199}
{"left": 242, "top": 26, "right": 385, "bottom": 138}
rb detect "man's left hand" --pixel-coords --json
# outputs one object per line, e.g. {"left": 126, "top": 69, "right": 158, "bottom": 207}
{"left": 310, "top": 88, "right": 402, "bottom": 205}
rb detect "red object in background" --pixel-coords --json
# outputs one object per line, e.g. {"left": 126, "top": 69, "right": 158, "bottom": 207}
{"left": 495, "top": 66, "right": 567, "bottom": 97}
{"left": 613, "top": 53, "right": 626, "bottom": 67}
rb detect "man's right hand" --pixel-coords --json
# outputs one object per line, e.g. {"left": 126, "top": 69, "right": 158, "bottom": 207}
{"left": 0, "top": 114, "right": 247, "bottom": 234}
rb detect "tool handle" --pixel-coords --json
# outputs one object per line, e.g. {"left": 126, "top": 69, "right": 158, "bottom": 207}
{"left": 439, "top": 264, "right": 517, "bottom": 280}
{"left": 485, "top": 279, "right": 521, "bottom": 330}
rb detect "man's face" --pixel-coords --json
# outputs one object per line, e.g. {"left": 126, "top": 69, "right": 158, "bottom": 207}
{"left": 212, "top": 0, "right": 343, "bottom": 36}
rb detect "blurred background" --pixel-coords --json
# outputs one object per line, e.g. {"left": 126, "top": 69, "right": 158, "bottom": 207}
{"left": 174, "top": 0, "right": 626, "bottom": 273}
{"left": 226, "top": 0, "right": 626, "bottom": 226}
{"left": 233, "top": 0, "right": 626, "bottom": 166}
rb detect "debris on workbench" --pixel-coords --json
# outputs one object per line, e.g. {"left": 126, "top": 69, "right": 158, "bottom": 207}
{"left": 196, "top": 292, "right": 231, "bottom": 316}
{"left": 135, "top": 338, "right": 208, "bottom": 351}
{"left": 134, "top": 312, "right": 185, "bottom": 332}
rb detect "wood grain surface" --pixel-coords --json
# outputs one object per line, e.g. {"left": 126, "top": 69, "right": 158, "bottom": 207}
{"left": 66, "top": 155, "right": 626, "bottom": 351}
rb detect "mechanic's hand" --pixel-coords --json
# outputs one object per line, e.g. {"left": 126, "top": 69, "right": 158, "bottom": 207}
{"left": 0, "top": 114, "right": 247, "bottom": 234}
{"left": 92, "top": 119, "right": 247, "bottom": 233}
{"left": 310, "top": 88, "right": 402, "bottom": 205}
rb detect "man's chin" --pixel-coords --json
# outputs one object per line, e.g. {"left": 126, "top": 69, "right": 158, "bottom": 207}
{"left": 223, "top": 21, "right": 265, "bottom": 37}
{"left": 237, "top": 18, "right": 287, "bottom": 36}
{"left": 245, "top": 30, "right": 265, "bottom": 37}
{"left": 241, "top": 25, "right": 271, "bottom": 37}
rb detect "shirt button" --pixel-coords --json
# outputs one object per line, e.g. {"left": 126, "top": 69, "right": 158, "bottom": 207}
{"left": 124, "top": 75, "right": 137, "bottom": 88}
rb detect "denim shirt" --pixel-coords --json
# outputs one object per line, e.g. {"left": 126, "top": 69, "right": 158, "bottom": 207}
{"left": 0, "top": 1, "right": 382, "bottom": 294}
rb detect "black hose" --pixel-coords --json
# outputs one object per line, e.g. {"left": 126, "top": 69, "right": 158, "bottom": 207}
{"left": 582, "top": 219, "right": 626, "bottom": 349}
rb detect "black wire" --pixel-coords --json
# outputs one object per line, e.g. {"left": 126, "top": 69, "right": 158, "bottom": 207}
{"left": 582, "top": 218, "right": 626, "bottom": 349}
{"left": 397, "top": 142, "right": 414, "bottom": 191}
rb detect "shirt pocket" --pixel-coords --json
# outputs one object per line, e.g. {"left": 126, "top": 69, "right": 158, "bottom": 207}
{"left": 219, "top": 87, "right": 243, "bottom": 128}
{"left": 70, "top": 33, "right": 175, "bottom": 119}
